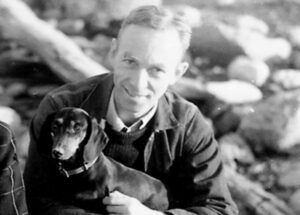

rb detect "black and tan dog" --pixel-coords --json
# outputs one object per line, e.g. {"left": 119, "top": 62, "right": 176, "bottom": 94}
{"left": 41, "top": 107, "right": 168, "bottom": 213}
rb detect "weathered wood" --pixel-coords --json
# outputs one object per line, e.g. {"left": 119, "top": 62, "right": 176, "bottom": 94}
{"left": 0, "top": 0, "right": 109, "bottom": 82}
{"left": 224, "top": 166, "right": 295, "bottom": 215}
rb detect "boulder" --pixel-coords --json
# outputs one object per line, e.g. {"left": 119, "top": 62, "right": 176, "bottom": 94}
{"left": 99, "top": 0, "right": 162, "bottom": 21}
{"left": 238, "top": 90, "right": 300, "bottom": 153}
{"left": 227, "top": 55, "right": 270, "bottom": 86}
{"left": 57, "top": 18, "right": 85, "bottom": 35}
{"left": 206, "top": 80, "right": 263, "bottom": 104}
{"left": 278, "top": 162, "right": 300, "bottom": 188}
{"left": 190, "top": 24, "right": 245, "bottom": 67}
{"left": 236, "top": 32, "right": 292, "bottom": 61}
{"left": 287, "top": 25, "right": 300, "bottom": 49}
{"left": 235, "top": 15, "right": 269, "bottom": 35}
{"left": 272, "top": 69, "right": 300, "bottom": 90}
{"left": 219, "top": 133, "right": 255, "bottom": 169}
{"left": 0, "top": 106, "right": 22, "bottom": 135}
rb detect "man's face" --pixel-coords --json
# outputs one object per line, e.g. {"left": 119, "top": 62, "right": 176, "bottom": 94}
{"left": 110, "top": 25, "right": 188, "bottom": 120}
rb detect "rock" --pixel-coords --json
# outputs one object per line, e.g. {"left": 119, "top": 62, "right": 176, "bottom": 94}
{"left": 59, "top": 0, "right": 99, "bottom": 19}
{"left": 272, "top": 69, "right": 300, "bottom": 90}
{"left": 219, "top": 133, "right": 255, "bottom": 169}
{"left": 287, "top": 25, "right": 300, "bottom": 48}
{"left": 238, "top": 90, "right": 300, "bottom": 153}
{"left": 289, "top": 189, "right": 300, "bottom": 215}
{"left": 206, "top": 80, "right": 263, "bottom": 104}
{"left": 99, "top": 0, "right": 162, "bottom": 21}
{"left": 91, "top": 34, "right": 112, "bottom": 68}
{"left": 0, "top": 94, "right": 13, "bottom": 107}
{"left": 0, "top": 106, "right": 22, "bottom": 134}
{"left": 190, "top": 24, "right": 245, "bottom": 67}
{"left": 212, "top": 106, "right": 241, "bottom": 138}
{"left": 167, "top": 4, "right": 202, "bottom": 28}
{"left": 57, "top": 19, "right": 85, "bottom": 35}
{"left": 291, "top": 50, "right": 300, "bottom": 70}
{"left": 278, "top": 162, "right": 300, "bottom": 188}
{"left": 5, "top": 82, "right": 28, "bottom": 97}
{"left": 235, "top": 15, "right": 269, "bottom": 35}
{"left": 227, "top": 56, "right": 270, "bottom": 86}
{"left": 216, "top": 0, "right": 236, "bottom": 5}
{"left": 171, "top": 77, "right": 205, "bottom": 100}
{"left": 237, "top": 32, "right": 292, "bottom": 61}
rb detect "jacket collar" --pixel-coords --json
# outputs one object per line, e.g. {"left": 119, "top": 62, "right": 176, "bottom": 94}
{"left": 154, "top": 92, "right": 181, "bottom": 131}
{"left": 80, "top": 73, "right": 114, "bottom": 121}
{"left": 80, "top": 73, "right": 180, "bottom": 131}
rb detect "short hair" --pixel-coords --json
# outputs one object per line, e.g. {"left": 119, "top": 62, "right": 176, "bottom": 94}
{"left": 118, "top": 5, "right": 192, "bottom": 53}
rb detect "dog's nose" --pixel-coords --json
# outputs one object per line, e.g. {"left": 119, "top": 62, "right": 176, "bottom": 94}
{"left": 52, "top": 149, "right": 63, "bottom": 159}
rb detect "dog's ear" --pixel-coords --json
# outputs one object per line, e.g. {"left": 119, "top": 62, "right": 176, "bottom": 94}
{"left": 37, "top": 113, "right": 56, "bottom": 158}
{"left": 83, "top": 118, "right": 108, "bottom": 163}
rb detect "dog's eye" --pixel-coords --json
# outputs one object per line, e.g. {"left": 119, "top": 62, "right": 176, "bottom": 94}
{"left": 74, "top": 123, "right": 81, "bottom": 131}
{"left": 51, "top": 124, "right": 58, "bottom": 133}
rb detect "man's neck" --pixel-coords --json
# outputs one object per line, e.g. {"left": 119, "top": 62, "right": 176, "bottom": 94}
{"left": 106, "top": 90, "right": 157, "bottom": 132}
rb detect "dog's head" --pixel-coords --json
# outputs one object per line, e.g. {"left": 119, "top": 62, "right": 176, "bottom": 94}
{"left": 50, "top": 107, "right": 91, "bottom": 161}
{"left": 39, "top": 107, "right": 108, "bottom": 166}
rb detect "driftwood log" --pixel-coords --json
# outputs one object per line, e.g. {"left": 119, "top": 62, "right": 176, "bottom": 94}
{"left": 0, "top": 1, "right": 295, "bottom": 215}
{"left": 0, "top": 0, "right": 109, "bottom": 82}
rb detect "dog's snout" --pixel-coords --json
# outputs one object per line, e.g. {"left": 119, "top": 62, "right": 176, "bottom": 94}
{"left": 52, "top": 149, "right": 63, "bottom": 159}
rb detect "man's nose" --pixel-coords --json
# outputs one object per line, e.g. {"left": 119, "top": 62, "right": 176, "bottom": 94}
{"left": 131, "top": 68, "right": 148, "bottom": 90}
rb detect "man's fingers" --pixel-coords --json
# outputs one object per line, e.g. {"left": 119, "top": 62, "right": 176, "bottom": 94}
{"left": 106, "top": 205, "right": 125, "bottom": 214}
{"left": 103, "top": 191, "right": 130, "bottom": 205}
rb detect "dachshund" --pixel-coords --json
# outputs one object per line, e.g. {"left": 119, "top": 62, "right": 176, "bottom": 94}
{"left": 41, "top": 107, "right": 168, "bottom": 213}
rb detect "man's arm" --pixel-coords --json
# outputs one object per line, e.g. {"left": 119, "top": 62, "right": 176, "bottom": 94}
{"left": 0, "top": 121, "right": 28, "bottom": 215}
{"left": 102, "top": 106, "right": 238, "bottom": 215}
{"left": 165, "top": 108, "right": 238, "bottom": 215}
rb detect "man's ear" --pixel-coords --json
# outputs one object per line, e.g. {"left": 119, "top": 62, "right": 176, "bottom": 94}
{"left": 170, "top": 61, "right": 189, "bottom": 85}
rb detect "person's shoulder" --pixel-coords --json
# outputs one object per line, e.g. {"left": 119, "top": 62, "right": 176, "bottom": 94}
{"left": 164, "top": 89, "right": 201, "bottom": 121}
{"left": 165, "top": 89, "right": 198, "bottom": 110}
{"left": 49, "top": 73, "right": 112, "bottom": 97}
{"left": 0, "top": 121, "right": 13, "bottom": 145}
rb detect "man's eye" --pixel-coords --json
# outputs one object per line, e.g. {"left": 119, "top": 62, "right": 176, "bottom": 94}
{"left": 150, "top": 67, "right": 165, "bottom": 75}
{"left": 123, "top": 58, "right": 136, "bottom": 65}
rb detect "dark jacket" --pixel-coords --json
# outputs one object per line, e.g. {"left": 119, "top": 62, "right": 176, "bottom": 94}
{"left": 0, "top": 121, "right": 28, "bottom": 215}
{"left": 24, "top": 73, "right": 238, "bottom": 215}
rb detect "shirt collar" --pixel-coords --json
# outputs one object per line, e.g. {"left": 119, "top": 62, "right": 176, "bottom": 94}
{"left": 106, "top": 90, "right": 157, "bottom": 132}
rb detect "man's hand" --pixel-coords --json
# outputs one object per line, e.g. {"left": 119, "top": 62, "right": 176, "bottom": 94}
{"left": 102, "top": 191, "right": 165, "bottom": 215}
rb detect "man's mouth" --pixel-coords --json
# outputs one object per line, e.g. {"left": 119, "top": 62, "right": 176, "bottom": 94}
{"left": 124, "top": 87, "right": 147, "bottom": 98}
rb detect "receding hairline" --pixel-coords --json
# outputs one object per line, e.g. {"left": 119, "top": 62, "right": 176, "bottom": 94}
{"left": 117, "top": 5, "right": 192, "bottom": 52}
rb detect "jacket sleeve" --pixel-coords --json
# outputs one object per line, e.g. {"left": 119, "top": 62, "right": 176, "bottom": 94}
{"left": 0, "top": 121, "right": 28, "bottom": 215}
{"left": 165, "top": 108, "right": 238, "bottom": 215}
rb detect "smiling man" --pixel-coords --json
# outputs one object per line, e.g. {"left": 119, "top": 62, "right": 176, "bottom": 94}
{"left": 24, "top": 5, "right": 238, "bottom": 215}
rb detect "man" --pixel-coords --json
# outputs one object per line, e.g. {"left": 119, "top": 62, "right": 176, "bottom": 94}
{"left": 24, "top": 5, "right": 238, "bottom": 215}
{"left": 0, "top": 121, "right": 28, "bottom": 215}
